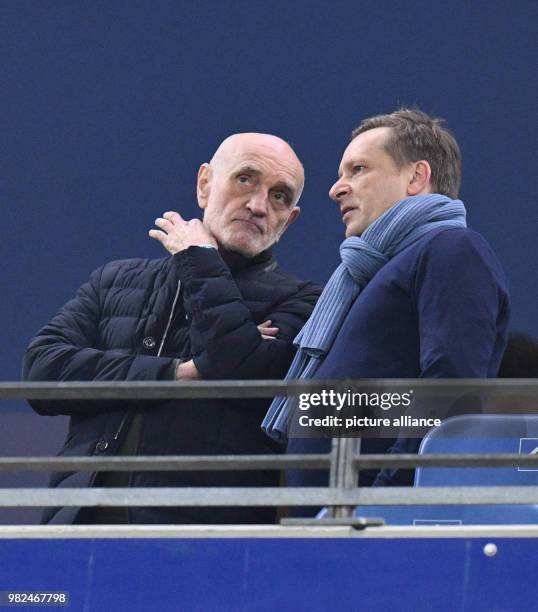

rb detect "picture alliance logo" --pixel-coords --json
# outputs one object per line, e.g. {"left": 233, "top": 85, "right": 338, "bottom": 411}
{"left": 298, "top": 389, "right": 414, "bottom": 412}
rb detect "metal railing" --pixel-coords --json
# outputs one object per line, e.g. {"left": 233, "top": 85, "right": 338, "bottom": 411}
{"left": 1, "top": 380, "right": 538, "bottom": 523}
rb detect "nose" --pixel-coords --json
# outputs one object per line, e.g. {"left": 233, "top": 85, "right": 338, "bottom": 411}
{"left": 329, "top": 177, "right": 349, "bottom": 202}
{"left": 246, "top": 190, "right": 269, "bottom": 217}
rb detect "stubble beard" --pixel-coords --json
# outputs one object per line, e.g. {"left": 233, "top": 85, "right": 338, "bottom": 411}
{"left": 218, "top": 226, "right": 270, "bottom": 258}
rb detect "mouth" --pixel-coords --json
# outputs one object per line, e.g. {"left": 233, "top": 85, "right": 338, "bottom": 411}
{"left": 235, "top": 219, "right": 264, "bottom": 233}
{"left": 340, "top": 205, "right": 356, "bottom": 222}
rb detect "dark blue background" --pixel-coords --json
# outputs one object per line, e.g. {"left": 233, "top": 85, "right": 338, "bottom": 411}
{"left": 3, "top": 0, "right": 537, "bottom": 384}
{"left": 0, "top": 1, "right": 536, "bottom": 519}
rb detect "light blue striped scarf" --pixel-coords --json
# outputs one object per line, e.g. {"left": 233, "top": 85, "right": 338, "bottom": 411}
{"left": 262, "top": 194, "right": 467, "bottom": 442}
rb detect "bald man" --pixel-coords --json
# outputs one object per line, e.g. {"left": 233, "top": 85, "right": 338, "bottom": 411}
{"left": 23, "top": 133, "right": 321, "bottom": 525}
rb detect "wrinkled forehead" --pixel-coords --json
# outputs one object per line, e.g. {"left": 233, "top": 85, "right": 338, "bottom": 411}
{"left": 221, "top": 141, "right": 304, "bottom": 189}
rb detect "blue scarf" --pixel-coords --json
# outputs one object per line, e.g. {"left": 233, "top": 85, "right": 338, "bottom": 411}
{"left": 262, "top": 194, "right": 467, "bottom": 441}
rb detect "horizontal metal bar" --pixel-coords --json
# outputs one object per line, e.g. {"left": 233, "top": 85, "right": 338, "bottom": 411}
{"left": 2, "top": 379, "right": 538, "bottom": 400}
{"left": 357, "top": 486, "right": 538, "bottom": 506}
{"left": 0, "top": 453, "right": 536, "bottom": 472}
{"left": 353, "top": 454, "right": 538, "bottom": 469}
{"left": 0, "top": 486, "right": 536, "bottom": 507}
{"left": 0, "top": 455, "right": 331, "bottom": 472}
{"left": 2, "top": 524, "right": 538, "bottom": 539}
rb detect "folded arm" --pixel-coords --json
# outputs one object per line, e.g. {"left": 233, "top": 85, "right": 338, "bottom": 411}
{"left": 175, "top": 246, "right": 321, "bottom": 380}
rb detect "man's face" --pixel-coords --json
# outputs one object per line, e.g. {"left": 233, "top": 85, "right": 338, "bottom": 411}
{"left": 329, "top": 127, "right": 413, "bottom": 237}
{"left": 198, "top": 134, "right": 303, "bottom": 257}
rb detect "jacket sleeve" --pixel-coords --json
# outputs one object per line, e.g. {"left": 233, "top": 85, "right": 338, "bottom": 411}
{"left": 22, "top": 264, "right": 175, "bottom": 415}
{"left": 175, "top": 247, "right": 321, "bottom": 380}
{"left": 373, "top": 229, "right": 510, "bottom": 487}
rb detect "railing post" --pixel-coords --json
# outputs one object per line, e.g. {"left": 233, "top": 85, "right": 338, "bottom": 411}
{"left": 329, "top": 438, "right": 360, "bottom": 518}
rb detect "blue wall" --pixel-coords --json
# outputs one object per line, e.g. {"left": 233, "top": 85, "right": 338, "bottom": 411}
{"left": 0, "top": 535, "right": 537, "bottom": 611}
{"left": 2, "top": 3, "right": 537, "bottom": 380}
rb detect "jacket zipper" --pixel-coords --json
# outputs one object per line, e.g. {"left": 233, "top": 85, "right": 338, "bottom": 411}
{"left": 157, "top": 280, "right": 182, "bottom": 357}
{"left": 113, "top": 414, "right": 128, "bottom": 441}
{"left": 112, "top": 279, "right": 182, "bottom": 442}
{"left": 124, "top": 277, "right": 183, "bottom": 518}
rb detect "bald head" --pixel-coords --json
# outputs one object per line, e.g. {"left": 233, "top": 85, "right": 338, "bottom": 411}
{"left": 210, "top": 133, "right": 304, "bottom": 202}
{"left": 196, "top": 132, "right": 303, "bottom": 257}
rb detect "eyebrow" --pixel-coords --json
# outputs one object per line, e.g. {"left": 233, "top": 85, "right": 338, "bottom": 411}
{"left": 338, "top": 158, "right": 367, "bottom": 178}
{"left": 235, "top": 166, "right": 296, "bottom": 202}
{"left": 235, "top": 165, "right": 262, "bottom": 177}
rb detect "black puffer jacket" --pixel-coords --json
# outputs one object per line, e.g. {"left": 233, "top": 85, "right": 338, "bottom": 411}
{"left": 23, "top": 246, "right": 321, "bottom": 524}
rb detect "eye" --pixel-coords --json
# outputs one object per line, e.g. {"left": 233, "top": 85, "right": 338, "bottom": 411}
{"left": 352, "top": 165, "right": 365, "bottom": 174}
{"left": 272, "top": 191, "right": 290, "bottom": 206}
{"left": 237, "top": 174, "right": 251, "bottom": 184}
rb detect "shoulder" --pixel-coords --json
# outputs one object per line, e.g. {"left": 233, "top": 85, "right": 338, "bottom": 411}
{"left": 413, "top": 227, "right": 509, "bottom": 294}
{"left": 417, "top": 227, "right": 505, "bottom": 271}
{"left": 420, "top": 226, "right": 494, "bottom": 253}
{"left": 90, "top": 256, "right": 168, "bottom": 289}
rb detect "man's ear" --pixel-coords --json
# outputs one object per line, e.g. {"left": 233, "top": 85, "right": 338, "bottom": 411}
{"left": 283, "top": 206, "right": 300, "bottom": 232}
{"left": 407, "top": 160, "right": 432, "bottom": 196}
{"left": 197, "top": 163, "right": 212, "bottom": 210}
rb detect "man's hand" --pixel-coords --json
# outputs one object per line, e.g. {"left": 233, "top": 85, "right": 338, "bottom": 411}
{"left": 149, "top": 211, "right": 218, "bottom": 255}
{"left": 174, "top": 359, "right": 201, "bottom": 380}
{"left": 258, "top": 320, "right": 279, "bottom": 340}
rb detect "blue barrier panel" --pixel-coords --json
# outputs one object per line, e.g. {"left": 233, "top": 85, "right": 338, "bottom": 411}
{"left": 0, "top": 529, "right": 536, "bottom": 611}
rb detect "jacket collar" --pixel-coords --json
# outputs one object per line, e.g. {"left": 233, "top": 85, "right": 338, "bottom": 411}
{"left": 219, "top": 247, "right": 276, "bottom": 274}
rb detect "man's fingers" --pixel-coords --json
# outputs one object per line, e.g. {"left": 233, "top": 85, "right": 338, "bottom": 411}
{"left": 163, "top": 211, "right": 183, "bottom": 223}
{"left": 154, "top": 217, "right": 173, "bottom": 230}
{"left": 257, "top": 319, "right": 279, "bottom": 338}
{"left": 257, "top": 321, "right": 278, "bottom": 333}
{"left": 148, "top": 229, "right": 167, "bottom": 243}
{"left": 152, "top": 211, "right": 214, "bottom": 254}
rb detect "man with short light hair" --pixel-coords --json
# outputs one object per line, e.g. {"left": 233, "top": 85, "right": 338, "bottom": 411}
{"left": 24, "top": 132, "right": 321, "bottom": 524}
{"left": 350, "top": 108, "right": 461, "bottom": 199}
{"left": 264, "top": 109, "right": 510, "bottom": 492}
